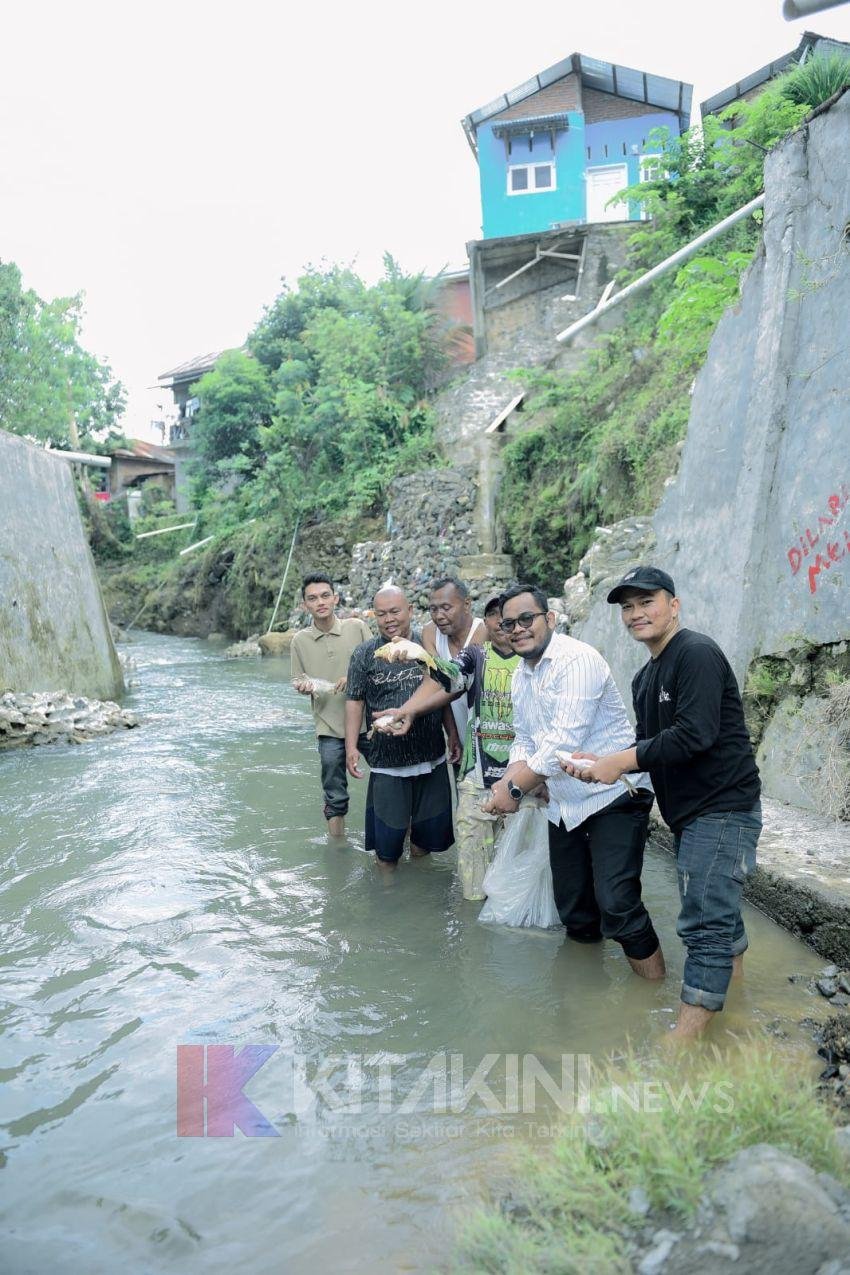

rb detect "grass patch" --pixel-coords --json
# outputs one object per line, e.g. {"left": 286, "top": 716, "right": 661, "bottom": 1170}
{"left": 745, "top": 659, "right": 791, "bottom": 700}
{"left": 453, "top": 1043, "right": 847, "bottom": 1273}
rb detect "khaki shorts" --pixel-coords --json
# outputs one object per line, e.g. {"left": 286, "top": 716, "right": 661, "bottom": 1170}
{"left": 456, "top": 776, "right": 503, "bottom": 901}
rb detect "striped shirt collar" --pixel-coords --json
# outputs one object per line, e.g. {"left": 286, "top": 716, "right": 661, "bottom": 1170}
{"left": 509, "top": 630, "right": 652, "bottom": 830}
{"left": 517, "top": 630, "right": 568, "bottom": 675}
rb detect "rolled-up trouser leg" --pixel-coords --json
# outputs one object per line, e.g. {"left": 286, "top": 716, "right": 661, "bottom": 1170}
{"left": 675, "top": 804, "right": 762, "bottom": 1011}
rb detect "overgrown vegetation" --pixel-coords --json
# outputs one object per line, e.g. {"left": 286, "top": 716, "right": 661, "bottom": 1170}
{"left": 454, "top": 1044, "right": 847, "bottom": 1273}
{"left": 189, "top": 258, "right": 449, "bottom": 526}
{"left": 745, "top": 658, "right": 793, "bottom": 703}
{"left": 94, "top": 54, "right": 847, "bottom": 627}
{"left": 498, "top": 57, "right": 841, "bottom": 590}
{"left": 93, "top": 258, "right": 454, "bottom": 631}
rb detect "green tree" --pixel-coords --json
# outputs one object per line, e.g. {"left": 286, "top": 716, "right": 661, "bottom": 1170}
{"left": 241, "top": 257, "right": 447, "bottom": 522}
{"left": 0, "top": 260, "right": 125, "bottom": 446}
{"left": 190, "top": 349, "right": 274, "bottom": 480}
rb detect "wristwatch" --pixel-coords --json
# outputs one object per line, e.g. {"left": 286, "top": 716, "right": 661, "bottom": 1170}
{"left": 507, "top": 780, "right": 524, "bottom": 804}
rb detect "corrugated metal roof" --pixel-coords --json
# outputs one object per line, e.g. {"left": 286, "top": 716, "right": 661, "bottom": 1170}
{"left": 110, "top": 438, "right": 176, "bottom": 463}
{"left": 700, "top": 30, "right": 850, "bottom": 117}
{"left": 462, "top": 51, "right": 692, "bottom": 157}
{"left": 157, "top": 351, "right": 224, "bottom": 385}
{"left": 492, "top": 111, "right": 571, "bottom": 138}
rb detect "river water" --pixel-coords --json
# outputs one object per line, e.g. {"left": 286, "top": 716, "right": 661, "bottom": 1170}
{"left": 0, "top": 632, "right": 830, "bottom": 1274}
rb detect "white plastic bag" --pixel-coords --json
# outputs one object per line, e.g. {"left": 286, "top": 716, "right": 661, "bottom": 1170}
{"left": 479, "top": 801, "right": 561, "bottom": 929}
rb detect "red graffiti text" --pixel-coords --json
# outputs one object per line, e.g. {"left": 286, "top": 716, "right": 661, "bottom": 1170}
{"left": 786, "top": 483, "right": 849, "bottom": 594}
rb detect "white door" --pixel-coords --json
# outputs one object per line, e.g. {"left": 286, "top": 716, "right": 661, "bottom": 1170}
{"left": 585, "top": 164, "right": 629, "bottom": 223}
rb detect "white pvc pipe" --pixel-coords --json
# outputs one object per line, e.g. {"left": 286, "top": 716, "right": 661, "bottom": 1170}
{"left": 135, "top": 521, "right": 197, "bottom": 540}
{"left": 555, "top": 193, "right": 765, "bottom": 344}
{"left": 177, "top": 517, "right": 257, "bottom": 559}
{"left": 179, "top": 534, "right": 215, "bottom": 557}
{"left": 46, "top": 448, "right": 111, "bottom": 468}
{"left": 783, "top": 0, "right": 849, "bottom": 19}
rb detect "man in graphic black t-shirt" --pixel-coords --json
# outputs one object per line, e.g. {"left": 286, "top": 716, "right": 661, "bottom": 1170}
{"left": 561, "top": 566, "right": 761, "bottom": 1041}
{"left": 345, "top": 585, "right": 458, "bottom": 869}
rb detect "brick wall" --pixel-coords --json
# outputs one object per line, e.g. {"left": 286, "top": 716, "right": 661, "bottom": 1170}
{"left": 490, "top": 73, "right": 580, "bottom": 122}
{"left": 435, "top": 277, "right": 475, "bottom": 366}
{"left": 583, "top": 87, "right": 663, "bottom": 124}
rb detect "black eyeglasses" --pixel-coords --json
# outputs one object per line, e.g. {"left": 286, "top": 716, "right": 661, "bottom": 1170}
{"left": 500, "top": 611, "right": 546, "bottom": 633}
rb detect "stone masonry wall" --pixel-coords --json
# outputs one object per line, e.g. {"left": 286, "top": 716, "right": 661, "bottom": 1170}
{"left": 437, "top": 225, "right": 632, "bottom": 465}
{"left": 348, "top": 468, "right": 479, "bottom": 610}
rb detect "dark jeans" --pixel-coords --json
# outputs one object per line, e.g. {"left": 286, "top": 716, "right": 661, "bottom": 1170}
{"left": 674, "top": 803, "right": 761, "bottom": 1012}
{"left": 317, "top": 734, "right": 368, "bottom": 819}
{"left": 547, "top": 790, "right": 659, "bottom": 960}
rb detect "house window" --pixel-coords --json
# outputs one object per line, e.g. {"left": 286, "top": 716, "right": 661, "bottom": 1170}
{"left": 639, "top": 154, "right": 666, "bottom": 220}
{"left": 508, "top": 162, "right": 556, "bottom": 195}
{"left": 640, "top": 154, "right": 665, "bottom": 182}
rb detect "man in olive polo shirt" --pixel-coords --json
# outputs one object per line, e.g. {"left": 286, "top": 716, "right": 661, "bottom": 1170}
{"left": 290, "top": 573, "right": 372, "bottom": 838}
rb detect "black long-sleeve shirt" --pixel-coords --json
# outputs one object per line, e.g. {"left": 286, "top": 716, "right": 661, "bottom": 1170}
{"left": 632, "top": 628, "right": 760, "bottom": 832}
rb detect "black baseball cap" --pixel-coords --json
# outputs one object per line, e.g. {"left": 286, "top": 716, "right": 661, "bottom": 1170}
{"left": 483, "top": 593, "right": 503, "bottom": 615}
{"left": 607, "top": 566, "right": 676, "bottom": 604}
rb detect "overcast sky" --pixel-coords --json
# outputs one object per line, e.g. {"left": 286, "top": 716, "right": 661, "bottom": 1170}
{"left": 4, "top": 0, "right": 850, "bottom": 440}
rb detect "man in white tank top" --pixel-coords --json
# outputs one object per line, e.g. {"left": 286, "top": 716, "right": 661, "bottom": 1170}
{"left": 422, "top": 576, "right": 485, "bottom": 748}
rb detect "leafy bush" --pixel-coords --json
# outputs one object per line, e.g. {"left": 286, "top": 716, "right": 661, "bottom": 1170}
{"left": 185, "top": 259, "right": 449, "bottom": 531}
{"left": 85, "top": 496, "right": 134, "bottom": 563}
{"left": 780, "top": 53, "right": 850, "bottom": 107}
{"left": 499, "top": 276, "right": 712, "bottom": 591}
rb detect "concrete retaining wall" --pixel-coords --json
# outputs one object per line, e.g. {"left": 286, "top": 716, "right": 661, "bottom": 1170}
{"left": 0, "top": 431, "right": 123, "bottom": 700}
{"left": 576, "top": 92, "right": 850, "bottom": 696}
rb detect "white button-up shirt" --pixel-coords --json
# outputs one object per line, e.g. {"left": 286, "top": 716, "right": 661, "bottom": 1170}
{"left": 509, "top": 631, "right": 652, "bottom": 830}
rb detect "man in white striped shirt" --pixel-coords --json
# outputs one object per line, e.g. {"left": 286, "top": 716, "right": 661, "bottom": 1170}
{"left": 486, "top": 584, "right": 665, "bottom": 979}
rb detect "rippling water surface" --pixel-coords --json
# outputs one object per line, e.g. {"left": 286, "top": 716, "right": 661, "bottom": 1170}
{"left": 0, "top": 633, "right": 828, "bottom": 1273}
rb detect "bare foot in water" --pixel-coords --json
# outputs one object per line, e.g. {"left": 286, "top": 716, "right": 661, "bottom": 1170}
{"left": 663, "top": 1002, "right": 716, "bottom": 1044}
{"left": 627, "top": 946, "right": 666, "bottom": 980}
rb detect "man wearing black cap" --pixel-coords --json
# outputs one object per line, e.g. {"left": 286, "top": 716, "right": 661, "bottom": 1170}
{"left": 562, "top": 566, "right": 761, "bottom": 1040}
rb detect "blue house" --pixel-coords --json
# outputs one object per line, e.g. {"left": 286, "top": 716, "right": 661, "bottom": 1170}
{"left": 462, "top": 53, "right": 692, "bottom": 239}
